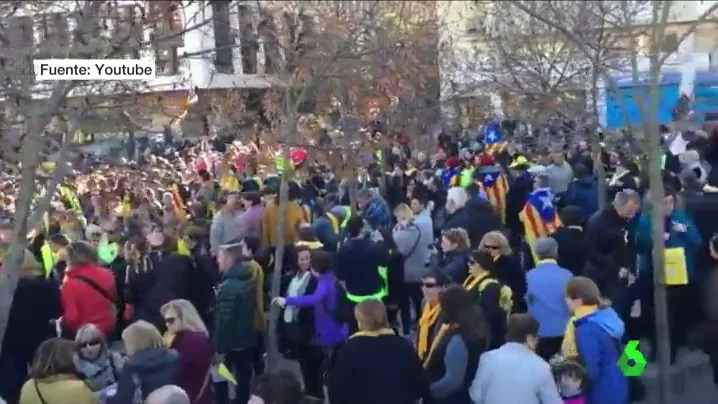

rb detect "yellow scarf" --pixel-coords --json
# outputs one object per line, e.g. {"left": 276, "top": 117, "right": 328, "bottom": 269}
{"left": 417, "top": 302, "right": 441, "bottom": 359}
{"left": 561, "top": 305, "right": 598, "bottom": 358}
{"left": 163, "top": 331, "right": 175, "bottom": 347}
{"left": 423, "top": 323, "right": 456, "bottom": 368}
{"left": 351, "top": 328, "right": 395, "bottom": 339}
{"left": 463, "top": 273, "right": 489, "bottom": 291}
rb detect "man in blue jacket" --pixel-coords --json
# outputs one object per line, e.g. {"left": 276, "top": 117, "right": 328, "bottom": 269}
{"left": 525, "top": 237, "right": 573, "bottom": 361}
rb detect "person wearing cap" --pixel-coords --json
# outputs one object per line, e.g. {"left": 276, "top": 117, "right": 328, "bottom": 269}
{"left": 505, "top": 156, "right": 534, "bottom": 248}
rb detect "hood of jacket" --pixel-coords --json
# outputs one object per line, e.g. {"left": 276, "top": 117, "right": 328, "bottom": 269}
{"left": 224, "top": 261, "right": 253, "bottom": 282}
{"left": 581, "top": 307, "right": 625, "bottom": 340}
{"left": 125, "top": 347, "right": 178, "bottom": 374}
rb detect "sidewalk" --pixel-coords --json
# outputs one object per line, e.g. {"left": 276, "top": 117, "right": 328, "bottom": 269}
{"left": 639, "top": 348, "right": 715, "bottom": 403}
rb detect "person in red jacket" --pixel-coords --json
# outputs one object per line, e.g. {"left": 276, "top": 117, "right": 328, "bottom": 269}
{"left": 60, "top": 241, "right": 117, "bottom": 339}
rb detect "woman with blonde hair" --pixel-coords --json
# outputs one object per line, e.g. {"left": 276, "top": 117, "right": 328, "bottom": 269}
{"left": 19, "top": 338, "right": 96, "bottom": 404}
{"left": 160, "top": 299, "right": 214, "bottom": 404}
{"left": 438, "top": 228, "right": 470, "bottom": 282}
{"left": 479, "top": 230, "right": 526, "bottom": 312}
{"left": 0, "top": 249, "right": 61, "bottom": 404}
{"left": 107, "top": 320, "right": 178, "bottom": 404}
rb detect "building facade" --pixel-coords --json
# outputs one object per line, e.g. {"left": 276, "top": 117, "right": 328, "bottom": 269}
{"left": 4, "top": 0, "right": 281, "bottom": 139}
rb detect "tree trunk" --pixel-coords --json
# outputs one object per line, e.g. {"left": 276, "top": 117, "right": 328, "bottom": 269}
{"left": 266, "top": 169, "right": 289, "bottom": 369}
{"left": 266, "top": 96, "right": 298, "bottom": 369}
{"left": 647, "top": 49, "right": 672, "bottom": 404}
{"left": 589, "top": 66, "right": 607, "bottom": 209}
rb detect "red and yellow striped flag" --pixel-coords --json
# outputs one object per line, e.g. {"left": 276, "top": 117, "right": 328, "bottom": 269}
{"left": 170, "top": 184, "right": 187, "bottom": 223}
{"left": 519, "top": 188, "right": 561, "bottom": 263}
{"left": 479, "top": 170, "right": 509, "bottom": 223}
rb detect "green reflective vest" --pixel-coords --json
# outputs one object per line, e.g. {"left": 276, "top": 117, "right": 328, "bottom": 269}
{"left": 40, "top": 243, "right": 53, "bottom": 278}
{"left": 459, "top": 168, "right": 475, "bottom": 188}
{"left": 345, "top": 265, "right": 389, "bottom": 303}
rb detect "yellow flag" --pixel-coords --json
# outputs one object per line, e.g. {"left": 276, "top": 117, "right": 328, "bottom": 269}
{"left": 217, "top": 363, "right": 237, "bottom": 385}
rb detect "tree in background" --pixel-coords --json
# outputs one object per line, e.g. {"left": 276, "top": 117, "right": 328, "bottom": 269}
{"left": 0, "top": 0, "right": 212, "bottom": 357}
{"left": 506, "top": 1, "right": 718, "bottom": 402}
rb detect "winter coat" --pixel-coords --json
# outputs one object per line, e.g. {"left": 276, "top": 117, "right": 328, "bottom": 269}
{"left": 20, "top": 375, "right": 96, "bottom": 404}
{"left": 438, "top": 249, "right": 469, "bottom": 283}
{"left": 170, "top": 330, "right": 214, "bottom": 404}
{"left": 284, "top": 272, "right": 349, "bottom": 347}
{"left": 61, "top": 263, "right": 117, "bottom": 338}
{"left": 213, "top": 262, "right": 257, "bottom": 353}
{"left": 636, "top": 209, "right": 702, "bottom": 283}
{"left": 565, "top": 177, "right": 599, "bottom": 218}
{"left": 126, "top": 252, "right": 191, "bottom": 332}
{"left": 574, "top": 308, "right": 628, "bottom": 404}
{"left": 393, "top": 221, "right": 429, "bottom": 283}
{"left": 107, "top": 348, "right": 179, "bottom": 404}
{"left": 74, "top": 350, "right": 125, "bottom": 393}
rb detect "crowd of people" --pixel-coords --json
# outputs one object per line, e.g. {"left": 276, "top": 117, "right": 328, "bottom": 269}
{"left": 1, "top": 122, "right": 718, "bottom": 404}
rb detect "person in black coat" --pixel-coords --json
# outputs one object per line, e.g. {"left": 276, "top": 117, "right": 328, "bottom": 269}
{"left": 479, "top": 231, "right": 526, "bottom": 313}
{"left": 442, "top": 187, "right": 500, "bottom": 249}
{"left": 328, "top": 299, "right": 432, "bottom": 404}
{"left": 0, "top": 251, "right": 61, "bottom": 404}
{"left": 583, "top": 190, "right": 641, "bottom": 321}
{"left": 125, "top": 235, "right": 192, "bottom": 333}
{"left": 551, "top": 205, "right": 588, "bottom": 276}
{"left": 505, "top": 163, "right": 533, "bottom": 248}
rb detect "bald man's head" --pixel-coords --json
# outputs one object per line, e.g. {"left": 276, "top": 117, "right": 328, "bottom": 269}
{"left": 145, "top": 385, "right": 189, "bottom": 404}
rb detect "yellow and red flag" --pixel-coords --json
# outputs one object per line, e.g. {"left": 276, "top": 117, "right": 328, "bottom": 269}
{"left": 519, "top": 188, "right": 561, "bottom": 263}
{"left": 478, "top": 169, "right": 509, "bottom": 223}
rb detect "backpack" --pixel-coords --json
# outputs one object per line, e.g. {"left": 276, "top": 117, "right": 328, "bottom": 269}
{"left": 477, "top": 277, "right": 513, "bottom": 321}
{"left": 322, "top": 278, "right": 354, "bottom": 324}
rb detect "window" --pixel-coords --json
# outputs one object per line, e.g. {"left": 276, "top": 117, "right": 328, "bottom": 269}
{"left": 155, "top": 45, "right": 179, "bottom": 75}
{"left": 258, "top": 11, "right": 279, "bottom": 74}
{"left": 149, "top": 1, "right": 182, "bottom": 33}
{"left": 238, "top": 4, "right": 257, "bottom": 74}
{"left": 212, "top": 0, "right": 235, "bottom": 74}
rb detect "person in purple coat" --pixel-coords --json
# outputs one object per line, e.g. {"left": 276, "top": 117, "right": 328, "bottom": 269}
{"left": 160, "top": 299, "right": 214, "bottom": 404}
{"left": 273, "top": 250, "right": 349, "bottom": 398}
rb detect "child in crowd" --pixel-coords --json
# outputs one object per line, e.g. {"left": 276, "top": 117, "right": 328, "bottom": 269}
{"left": 552, "top": 359, "right": 586, "bottom": 404}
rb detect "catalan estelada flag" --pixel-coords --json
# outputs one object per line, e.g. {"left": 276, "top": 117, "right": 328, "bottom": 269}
{"left": 479, "top": 169, "right": 509, "bottom": 223}
{"left": 519, "top": 188, "right": 561, "bottom": 262}
{"left": 170, "top": 184, "right": 187, "bottom": 223}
